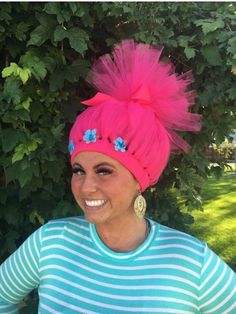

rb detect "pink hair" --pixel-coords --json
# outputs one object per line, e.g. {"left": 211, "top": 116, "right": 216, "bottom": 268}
{"left": 69, "top": 40, "right": 201, "bottom": 191}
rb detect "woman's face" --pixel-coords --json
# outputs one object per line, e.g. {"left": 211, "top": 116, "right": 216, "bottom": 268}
{"left": 71, "top": 151, "right": 139, "bottom": 226}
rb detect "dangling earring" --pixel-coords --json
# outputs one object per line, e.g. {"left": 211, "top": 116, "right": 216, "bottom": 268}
{"left": 134, "top": 193, "right": 147, "bottom": 219}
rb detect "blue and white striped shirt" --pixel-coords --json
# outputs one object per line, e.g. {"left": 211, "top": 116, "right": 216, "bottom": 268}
{"left": 0, "top": 216, "right": 236, "bottom": 313}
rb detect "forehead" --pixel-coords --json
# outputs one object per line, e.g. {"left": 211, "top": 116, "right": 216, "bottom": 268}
{"left": 73, "top": 151, "right": 123, "bottom": 168}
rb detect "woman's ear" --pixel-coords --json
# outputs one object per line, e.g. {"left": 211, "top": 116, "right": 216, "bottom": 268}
{"left": 136, "top": 182, "right": 141, "bottom": 193}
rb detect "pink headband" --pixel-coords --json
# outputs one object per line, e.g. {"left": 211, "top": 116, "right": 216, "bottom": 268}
{"left": 69, "top": 40, "right": 201, "bottom": 191}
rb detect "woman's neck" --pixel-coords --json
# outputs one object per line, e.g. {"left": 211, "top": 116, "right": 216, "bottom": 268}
{"left": 95, "top": 216, "right": 149, "bottom": 252}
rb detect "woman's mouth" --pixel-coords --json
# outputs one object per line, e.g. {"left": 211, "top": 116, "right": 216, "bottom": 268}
{"left": 84, "top": 199, "right": 107, "bottom": 208}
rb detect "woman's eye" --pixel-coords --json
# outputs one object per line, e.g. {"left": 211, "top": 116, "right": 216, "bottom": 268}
{"left": 72, "top": 167, "right": 85, "bottom": 176}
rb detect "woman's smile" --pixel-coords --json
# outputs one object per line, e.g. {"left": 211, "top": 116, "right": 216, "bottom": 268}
{"left": 83, "top": 199, "right": 108, "bottom": 212}
{"left": 71, "top": 151, "right": 139, "bottom": 225}
{"left": 84, "top": 199, "right": 107, "bottom": 207}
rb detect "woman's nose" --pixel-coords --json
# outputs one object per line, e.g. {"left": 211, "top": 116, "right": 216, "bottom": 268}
{"left": 80, "top": 174, "right": 97, "bottom": 194}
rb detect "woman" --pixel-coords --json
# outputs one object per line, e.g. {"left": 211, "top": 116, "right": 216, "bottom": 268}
{"left": 0, "top": 40, "right": 235, "bottom": 314}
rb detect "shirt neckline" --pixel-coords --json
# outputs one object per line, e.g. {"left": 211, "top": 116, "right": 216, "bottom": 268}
{"left": 89, "top": 218, "right": 157, "bottom": 261}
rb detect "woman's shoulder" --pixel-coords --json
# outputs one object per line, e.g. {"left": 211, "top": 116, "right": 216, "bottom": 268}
{"left": 41, "top": 215, "right": 89, "bottom": 235}
{"left": 149, "top": 218, "right": 206, "bottom": 251}
{"left": 46, "top": 215, "right": 87, "bottom": 226}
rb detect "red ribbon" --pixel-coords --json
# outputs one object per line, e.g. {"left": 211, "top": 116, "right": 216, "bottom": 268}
{"left": 81, "top": 85, "right": 151, "bottom": 107}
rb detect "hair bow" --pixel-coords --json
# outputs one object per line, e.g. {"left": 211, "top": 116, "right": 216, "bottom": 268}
{"left": 81, "top": 85, "right": 151, "bottom": 107}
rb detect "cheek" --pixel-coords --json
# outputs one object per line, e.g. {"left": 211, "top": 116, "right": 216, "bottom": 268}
{"left": 112, "top": 177, "right": 138, "bottom": 201}
{"left": 71, "top": 176, "right": 81, "bottom": 195}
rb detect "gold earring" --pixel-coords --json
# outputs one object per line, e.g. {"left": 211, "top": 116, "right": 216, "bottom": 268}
{"left": 134, "top": 193, "right": 147, "bottom": 219}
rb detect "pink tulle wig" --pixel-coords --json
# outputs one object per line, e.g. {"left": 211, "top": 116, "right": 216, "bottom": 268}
{"left": 69, "top": 40, "right": 201, "bottom": 191}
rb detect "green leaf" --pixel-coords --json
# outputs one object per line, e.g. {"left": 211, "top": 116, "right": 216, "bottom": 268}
{"left": 21, "top": 97, "right": 32, "bottom": 111}
{"left": 2, "top": 62, "right": 18, "bottom": 78}
{"left": 1, "top": 128, "right": 21, "bottom": 153}
{"left": 0, "top": 3, "right": 12, "bottom": 24}
{"left": 3, "top": 77, "right": 22, "bottom": 104}
{"left": 184, "top": 47, "right": 196, "bottom": 60}
{"left": 12, "top": 149, "right": 25, "bottom": 164}
{"left": 4, "top": 205, "right": 19, "bottom": 226}
{"left": 5, "top": 163, "right": 20, "bottom": 183}
{"left": 44, "top": 160, "right": 64, "bottom": 182}
{"left": 65, "top": 59, "right": 90, "bottom": 81}
{"left": 28, "top": 138, "right": 42, "bottom": 152}
{"left": 2, "top": 63, "right": 31, "bottom": 84}
{"left": 195, "top": 19, "right": 225, "bottom": 35}
{"left": 12, "top": 137, "right": 42, "bottom": 164}
{"left": 45, "top": 3, "right": 72, "bottom": 23}
{"left": 44, "top": 2, "right": 61, "bottom": 15}
{"left": 123, "top": 4, "right": 133, "bottom": 13}
{"left": 16, "top": 109, "right": 31, "bottom": 122}
{"left": 33, "top": 61, "right": 47, "bottom": 80}
{"left": 68, "top": 27, "right": 88, "bottom": 55}
{"left": 29, "top": 210, "right": 45, "bottom": 225}
{"left": 18, "top": 166, "right": 33, "bottom": 187}
{"left": 178, "top": 36, "right": 189, "bottom": 48}
{"left": 49, "top": 69, "right": 65, "bottom": 91}
{"left": 20, "top": 50, "right": 48, "bottom": 81}
{"left": 27, "top": 141, "right": 38, "bottom": 152}
{"left": 28, "top": 24, "right": 49, "bottom": 46}
{"left": 54, "top": 25, "right": 68, "bottom": 42}
{"left": 27, "top": 14, "right": 57, "bottom": 46}
{"left": 69, "top": 3, "right": 79, "bottom": 14}
{"left": 19, "top": 68, "right": 31, "bottom": 84}
{"left": 51, "top": 123, "right": 65, "bottom": 137}
{"left": 201, "top": 46, "right": 222, "bottom": 66}
{"left": 15, "top": 22, "right": 30, "bottom": 41}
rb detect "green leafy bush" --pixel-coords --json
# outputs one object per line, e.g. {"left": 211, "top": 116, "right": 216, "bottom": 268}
{"left": 206, "top": 141, "right": 235, "bottom": 162}
{"left": 1, "top": 2, "right": 236, "bottom": 264}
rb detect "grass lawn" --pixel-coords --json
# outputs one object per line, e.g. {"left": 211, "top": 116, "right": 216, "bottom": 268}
{"left": 188, "top": 173, "right": 236, "bottom": 271}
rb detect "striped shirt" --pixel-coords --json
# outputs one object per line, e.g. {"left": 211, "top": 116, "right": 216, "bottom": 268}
{"left": 0, "top": 216, "right": 236, "bottom": 313}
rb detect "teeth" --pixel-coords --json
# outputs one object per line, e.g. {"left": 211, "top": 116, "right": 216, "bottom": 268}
{"left": 85, "top": 200, "right": 106, "bottom": 207}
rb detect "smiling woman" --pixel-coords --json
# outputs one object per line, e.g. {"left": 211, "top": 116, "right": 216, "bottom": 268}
{"left": 0, "top": 40, "right": 236, "bottom": 314}
{"left": 71, "top": 152, "right": 145, "bottom": 252}
{"left": 71, "top": 152, "right": 139, "bottom": 225}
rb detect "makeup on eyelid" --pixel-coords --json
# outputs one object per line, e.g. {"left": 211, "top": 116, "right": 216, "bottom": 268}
{"left": 72, "top": 164, "right": 114, "bottom": 175}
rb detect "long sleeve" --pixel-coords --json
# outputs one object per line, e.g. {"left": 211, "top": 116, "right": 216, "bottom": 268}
{"left": 0, "top": 226, "right": 43, "bottom": 313}
{"left": 199, "top": 244, "right": 236, "bottom": 313}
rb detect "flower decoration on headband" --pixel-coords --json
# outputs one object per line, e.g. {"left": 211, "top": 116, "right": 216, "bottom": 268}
{"left": 83, "top": 129, "right": 97, "bottom": 144}
{"left": 68, "top": 140, "right": 75, "bottom": 155}
{"left": 114, "top": 137, "right": 126, "bottom": 152}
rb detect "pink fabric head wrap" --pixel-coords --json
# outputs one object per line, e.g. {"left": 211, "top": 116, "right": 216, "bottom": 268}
{"left": 69, "top": 40, "right": 201, "bottom": 191}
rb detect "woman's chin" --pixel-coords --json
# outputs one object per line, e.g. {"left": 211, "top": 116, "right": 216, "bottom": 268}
{"left": 83, "top": 210, "right": 106, "bottom": 225}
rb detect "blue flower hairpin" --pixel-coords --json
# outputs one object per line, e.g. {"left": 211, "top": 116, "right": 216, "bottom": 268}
{"left": 83, "top": 129, "right": 97, "bottom": 144}
{"left": 114, "top": 137, "right": 126, "bottom": 152}
{"left": 68, "top": 140, "right": 75, "bottom": 155}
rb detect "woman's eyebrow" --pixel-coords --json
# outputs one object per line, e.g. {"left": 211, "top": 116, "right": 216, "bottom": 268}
{"left": 72, "top": 163, "right": 83, "bottom": 168}
{"left": 94, "top": 162, "right": 116, "bottom": 169}
{"left": 72, "top": 162, "right": 116, "bottom": 169}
